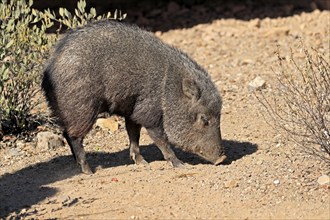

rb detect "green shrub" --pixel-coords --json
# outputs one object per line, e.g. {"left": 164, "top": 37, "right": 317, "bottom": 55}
{"left": 44, "top": 0, "right": 126, "bottom": 31}
{"left": 0, "top": 0, "right": 126, "bottom": 136}
{"left": 0, "top": 0, "right": 55, "bottom": 134}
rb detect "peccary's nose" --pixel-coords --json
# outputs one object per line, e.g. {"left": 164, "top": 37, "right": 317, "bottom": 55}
{"left": 213, "top": 141, "right": 226, "bottom": 165}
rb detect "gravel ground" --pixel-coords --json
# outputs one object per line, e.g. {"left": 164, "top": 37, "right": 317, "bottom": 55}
{"left": 0, "top": 1, "right": 329, "bottom": 219}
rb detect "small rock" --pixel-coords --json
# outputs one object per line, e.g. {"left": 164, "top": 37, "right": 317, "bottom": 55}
{"left": 2, "top": 135, "right": 16, "bottom": 142}
{"left": 95, "top": 117, "right": 119, "bottom": 133}
{"left": 248, "top": 76, "right": 266, "bottom": 91}
{"left": 9, "top": 148, "right": 21, "bottom": 157}
{"left": 20, "top": 208, "right": 27, "bottom": 214}
{"left": 111, "top": 177, "right": 119, "bottom": 182}
{"left": 264, "top": 27, "right": 290, "bottom": 37}
{"left": 37, "top": 131, "right": 65, "bottom": 150}
{"left": 256, "top": 160, "right": 263, "bottom": 165}
{"left": 154, "top": 31, "right": 162, "bottom": 37}
{"left": 57, "top": 195, "right": 78, "bottom": 207}
{"left": 241, "top": 59, "right": 254, "bottom": 65}
{"left": 3, "top": 55, "right": 14, "bottom": 62}
{"left": 36, "top": 125, "right": 48, "bottom": 132}
{"left": 15, "top": 140, "right": 25, "bottom": 149}
{"left": 317, "top": 175, "right": 330, "bottom": 186}
{"left": 273, "top": 179, "right": 280, "bottom": 185}
{"left": 224, "top": 180, "right": 239, "bottom": 188}
{"left": 248, "top": 19, "right": 261, "bottom": 28}
{"left": 58, "top": 195, "right": 70, "bottom": 205}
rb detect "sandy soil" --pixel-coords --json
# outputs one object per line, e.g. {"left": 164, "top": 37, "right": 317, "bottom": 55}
{"left": 1, "top": 2, "right": 329, "bottom": 219}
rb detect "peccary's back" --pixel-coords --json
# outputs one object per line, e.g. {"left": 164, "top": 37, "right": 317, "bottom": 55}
{"left": 46, "top": 20, "right": 173, "bottom": 94}
{"left": 42, "top": 20, "right": 192, "bottom": 132}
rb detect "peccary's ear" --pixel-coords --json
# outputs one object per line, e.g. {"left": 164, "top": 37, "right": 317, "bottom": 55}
{"left": 182, "top": 78, "right": 201, "bottom": 101}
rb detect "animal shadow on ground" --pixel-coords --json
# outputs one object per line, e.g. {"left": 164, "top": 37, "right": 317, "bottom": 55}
{"left": 139, "top": 139, "right": 258, "bottom": 165}
{"left": 0, "top": 139, "right": 256, "bottom": 218}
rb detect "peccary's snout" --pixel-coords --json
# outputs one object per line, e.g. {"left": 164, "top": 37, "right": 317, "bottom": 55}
{"left": 213, "top": 154, "right": 227, "bottom": 165}
{"left": 196, "top": 133, "right": 226, "bottom": 165}
{"left": 207, "top": 144, "right": 226, "bottom": 165}
{"left": 204, "top": 129, "right": 227, "bottom": 165}
{"left": 213, "top": 138, "right": 226, "bottom": 165}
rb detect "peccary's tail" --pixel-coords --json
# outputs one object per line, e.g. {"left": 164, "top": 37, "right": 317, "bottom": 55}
{"left": 41, "top": 66, "right": 103, "bottom": 138}
{"left": 41, "top": 67, "right": 62, "bottom": 122}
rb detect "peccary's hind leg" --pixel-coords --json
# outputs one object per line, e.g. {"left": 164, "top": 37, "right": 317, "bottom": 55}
{"left": 147, "top": 128, "right": 184, "bottom": 167}
{"left": 63, "top": 132, "right": 93, "bottom": 174}
{"left": 125, "top": 118, "right": 147, "bottom": 165}
{"left": 61, "top": 100, "right": 102, "bottom": 174}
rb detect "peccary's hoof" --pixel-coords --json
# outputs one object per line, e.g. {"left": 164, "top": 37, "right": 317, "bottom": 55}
{"left": 169, "top": 158, "right": 185, "bottom": 168}
{"left": 81, "top": 163, "right": 93, "bottom": 174}
{"left": 131, "top": 154, "right": 148, "bottom": 165}
{"left": 137, "top": 159, "right": 148, "bottom": 165}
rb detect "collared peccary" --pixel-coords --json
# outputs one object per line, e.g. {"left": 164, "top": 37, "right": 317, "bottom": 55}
{"left": 42, "top": 20, "right": 226, "bottom": 174}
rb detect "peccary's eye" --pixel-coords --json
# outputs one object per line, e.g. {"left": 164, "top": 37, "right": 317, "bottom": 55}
{"left": 199, "top": 114, "right": 209, "bottom": 126}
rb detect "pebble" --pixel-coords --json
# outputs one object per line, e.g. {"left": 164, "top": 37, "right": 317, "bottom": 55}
{"left": 256, "top": 160, "right": 263, "bottom": 165}
{"left": 58, "top": 195, "right": 70, "bottom": 204}
{"left": 317, "top": 175, "right": 330, "bottom": 186}
{"left": 248, "top": 18, "right": 261, "bottom": 28}
{"left": 273, "top": 179, "right": 280, "bottom": 185}
{"left": 95, "top": 117, "right": 119, "bottom": 133}
{"left": 154, "top": 31, "right": 162, "bottom": 37}
{"left": 248, "top": 76, "right": 266, "bottom": 91}
{"left": 240, "top": 59, "right": 254, "bottom": 65}
{"left": 15, "top": 141, "right": 25, "bottom": 149}
{"left": 2, "top": 135, "right": 16, "bottom": 142}
{"left": 224, "top": 180, "right": 239, "bottom": 188}
{"left": 9, "top": 148, "right": 21, "bottom": 157}
{"left": 263, "top": 27, "right": 290, "bottom": 37}
{"left": 36, "top": 131, "right": 65, "bottom": 150}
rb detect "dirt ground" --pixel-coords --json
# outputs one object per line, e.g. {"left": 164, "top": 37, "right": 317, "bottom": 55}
{"left": 1, "top": 1, "right": 330, "bottom": 219}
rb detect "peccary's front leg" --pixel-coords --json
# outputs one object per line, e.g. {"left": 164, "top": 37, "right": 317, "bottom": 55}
{"left": 63, "top": 132, "right": 92, "bottom": 174}
{"left": 125, "top": 118, "right": 147, "bottom": 165}
{"left": 147, "top": 128, "right": 184, "bottom": 167}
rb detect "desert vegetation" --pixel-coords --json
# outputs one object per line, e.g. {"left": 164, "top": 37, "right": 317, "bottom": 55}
{"left": 0, "top": 0, "right": 125, "bottom": 136}
{"left": 257, "top": 47, "right": 330, "bottom": 162}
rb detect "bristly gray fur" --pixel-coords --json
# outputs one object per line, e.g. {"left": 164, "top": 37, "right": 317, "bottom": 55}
{"left": 42, "top": 20, "right": 225, "bottom": 170}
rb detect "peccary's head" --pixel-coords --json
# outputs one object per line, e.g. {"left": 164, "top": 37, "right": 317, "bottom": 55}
{"left": 163, "top": 61, "right": 226, "bottom": 165}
